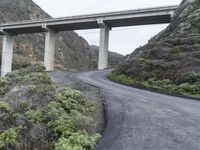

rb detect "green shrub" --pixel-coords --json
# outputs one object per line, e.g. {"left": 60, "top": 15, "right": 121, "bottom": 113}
{"left": 48, "top": 101, "right": 66, "bottom": 117}
{"left": 56, "top": 87, "right": 84, "bottom": 100}
{"left": 71, "top": 110, "right": 93, "bottom": 130}
{"left": 183, "top": 72, "right": 200, "bottom": 83}
{"left": 26, "top": 109, "right": 44, "bottom": 123}
{"left": 48, "top": 88, "right": 96, "bottom": 137}
{"left": 108, "top": 72, "right": 136, "bottom": 85}
{"left": 7, "top": 64, "right": 45, "bottom": 78}
{"left": 0, "top": 126, "right": 22, "bottom": 149}
{"left": 48, "top": 115, "right": 76, "bottom": 136}
{"left": 47, "top": 87, "right": 99, "bottom": 147}
{"left": 0, "top": 101, "right": 19, "bottom": 122}
{"left": 56, "top": 88, "right": 95, "bottom": 115}
{"left": 23, "top": 72, "right": 52, "bottom": 85}
{"left": 1, "top": 112, "right": 19, "bottom": 123}
{"left": 143, "top": 78, "right": 200, "bottom": 98}
{"left": 143, "top": 78, "right": 175, "bottom": 91}
{"left": 178, "top": 83, "right": 200, "bottom": 95}
{"left": 110, "top": 73, "right": 200, "bottom": 98}
{"left": 55, "top": 131, "right": 101, "bottom": 150}
{"left": 0, "top": 101, "right": 12, "bottom": 112}
{"left": 28, "top": 84, "right": 55, "bottom": 96}
{"left": 0, "top": 64, "right": 48, "bottom": 97}
{"left": 0, "top": 77, "right": 11, "bottom": 96}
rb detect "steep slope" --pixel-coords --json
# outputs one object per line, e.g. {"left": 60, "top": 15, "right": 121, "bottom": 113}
{"left": 111, "top": 0, "right": 200, "bottom": 98}
{"left": 0, "top": 0, "right": 123, "bottom": 70}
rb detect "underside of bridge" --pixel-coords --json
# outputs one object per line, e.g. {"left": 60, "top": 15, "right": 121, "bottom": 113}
{"left": 0, "top": 6, "right": 177, "bottom": 76}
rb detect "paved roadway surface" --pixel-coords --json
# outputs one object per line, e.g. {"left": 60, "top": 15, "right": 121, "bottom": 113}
{"left": 76, "top": 70, "right": 200, "bottom": 150}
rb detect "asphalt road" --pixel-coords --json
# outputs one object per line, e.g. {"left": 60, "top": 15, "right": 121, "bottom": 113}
{"left": 77, "top": 70, "right": 200, "bottom": 150}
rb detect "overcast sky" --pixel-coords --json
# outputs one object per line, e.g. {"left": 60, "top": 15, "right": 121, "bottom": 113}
{"left": 33, "top": 0, "right": 182, "bottom": 55}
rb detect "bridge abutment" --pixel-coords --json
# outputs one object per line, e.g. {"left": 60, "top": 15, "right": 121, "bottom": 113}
{"left": 44, "top": 28, "right": 57, "bottom": 71}
{"left": 1, "top": 34, "right": 14, "bottom": 77}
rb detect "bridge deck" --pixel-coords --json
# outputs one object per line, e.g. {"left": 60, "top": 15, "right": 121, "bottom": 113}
{"left": 0, "top": 5, "right": 178, "bottom": 35}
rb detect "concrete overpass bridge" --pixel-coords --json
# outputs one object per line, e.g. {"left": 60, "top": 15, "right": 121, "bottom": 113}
{"left": 0, "top": 5, "right": 178, "bottom": 76}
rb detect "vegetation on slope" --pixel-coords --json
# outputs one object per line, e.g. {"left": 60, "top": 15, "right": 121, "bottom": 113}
{"left": 0, "top": 64, "right": 100, "bottom": 150}
{"left": 109, "top": 72, "right": 200, "bottom": 98}
{"left": 110, "top": 0, "right": 200, "bottom": 99}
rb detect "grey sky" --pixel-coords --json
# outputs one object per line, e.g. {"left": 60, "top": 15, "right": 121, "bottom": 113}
{"left": 33, "top": 0, "right": 182, "bottom": 55}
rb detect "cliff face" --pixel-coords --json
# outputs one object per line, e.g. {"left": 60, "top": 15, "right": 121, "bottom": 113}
{"left": 0, "top": 0, "right": 123, "bottom": 70}
{"left": 110, "top": 0, "right": 200, "bottom": 98}
{"left": 114, "top": 0, "right": 200, "bottom": 83}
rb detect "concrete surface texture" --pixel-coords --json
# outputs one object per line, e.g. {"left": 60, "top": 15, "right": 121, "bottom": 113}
{"left": 1, "top": 34, "right": 14, "bottom": 76}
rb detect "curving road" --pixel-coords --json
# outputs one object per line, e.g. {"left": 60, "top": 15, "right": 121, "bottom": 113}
{"left": 77, "top": 70, "right": 200, "bottom": 150}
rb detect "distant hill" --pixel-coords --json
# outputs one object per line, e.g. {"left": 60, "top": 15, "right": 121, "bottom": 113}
{"left": 111, "top": 0, "right": 200, "bottom": 98}
{"left": 0, "top": 0, "right": 123, "bottom": 71}
{"left": 89, "top": 45, "right": 125, "bottom": 68}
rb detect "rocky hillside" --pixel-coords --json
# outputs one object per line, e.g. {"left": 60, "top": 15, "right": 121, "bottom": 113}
{"left": 0, "top": 0, "right": 123, "bottom": 70}
{"left": 111, "top": 0, "right": 200, "bottom": 98}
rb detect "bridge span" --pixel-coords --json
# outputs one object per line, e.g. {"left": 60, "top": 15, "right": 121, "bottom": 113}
{"left": 0, "top": 5, "right": 178, "bottom": 76}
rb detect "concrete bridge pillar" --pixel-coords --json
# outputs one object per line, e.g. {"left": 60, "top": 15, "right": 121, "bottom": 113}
{"left": 98, "top": 19, "right": 110, "bottom": 70}
{"left": 1, "top": 34, "right": 14, "bottom": 77}
{"left": 44, "top": 28, "right": 57, "bottom": 71}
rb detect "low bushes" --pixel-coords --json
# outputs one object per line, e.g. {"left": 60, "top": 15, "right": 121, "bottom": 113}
{"left": 0, "top": 64, "right": 100, "bottom": 150}
{"left": 108, "top": 72, "right": 136, "bottom": 85}
{"left": 143, "top": 77, "right": 200, "bottom": 97}
{"left": 109, "top": 71, "right": 200, "bottom": 99}
{"left": 26, "top": 109, "right": 45, "bottom": 123}
{"left": 0, "top": 126, "right": 22, "bottom": 149}
{"left": 48, "top": 88, "right": 100, "bottom": 149}
{"left": 55, "top": 131, "right": 100, "bottom": 150}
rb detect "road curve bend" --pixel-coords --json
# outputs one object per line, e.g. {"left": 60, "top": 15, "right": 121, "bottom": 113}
{"left": 77, "top": 70, "right": 200, "bottom": 150}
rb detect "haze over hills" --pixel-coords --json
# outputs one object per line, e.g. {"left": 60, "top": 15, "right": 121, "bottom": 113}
{"left": 111, "top": 0, "right": 200, "bottom": 98}
{"left": 0, "top": 0, "right": 123, "bottom": 71}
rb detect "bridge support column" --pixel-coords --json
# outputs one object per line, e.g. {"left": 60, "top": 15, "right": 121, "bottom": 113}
{"left": 1, "top": 34, "right": 14, "bottom": 77}
{"left": 44, "top": 29, "right": 57, "bottom": 71}
{"left": 98, "top": 25, "right": 110, "bottom": 70}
